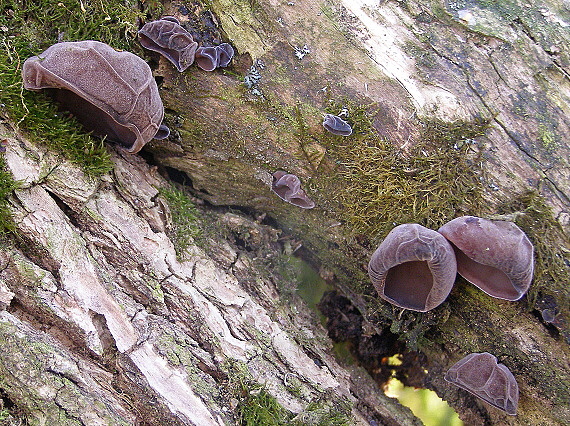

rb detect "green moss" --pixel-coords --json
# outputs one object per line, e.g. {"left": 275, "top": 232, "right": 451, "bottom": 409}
{"left": 0, "top": 152, "right": 20, "bottom": 234}
{"left": 317, "top": 107, "right": 489, "bottom": 240}
{"left": 298, "top": 399, "right": 352, "bottom": 426}
{"left": 237, "top": 383, "right": 293, "bottom": 426}
{"left": 159, "top": 185, "right": 201, "bottom": 257}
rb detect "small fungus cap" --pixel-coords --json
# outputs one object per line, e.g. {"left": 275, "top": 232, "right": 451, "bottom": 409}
{"left": 217, "top": 43, "right": 235, "bottom": 67}
{"left": 322, "top": 114, "right": 352, "bottom": 136}
{"left": 195, "top": 46, "right": 220, "bottom": 71}
{"left": 445, "top": 352, "right": 519, "bottom": 415}
{"left": 22, "top": 40, "right": 167, "bottom": 154}
{"left": 138, "top": 16, "right": 198, "bottom": 72}
{"left": 437, "top": 216, "right": 534, "bottom": 300}
{"left": 271, "top": 171, "right": 315, "bottom": 209}
{"left": 368, "top": 224, "right": 457, "bottom": 312}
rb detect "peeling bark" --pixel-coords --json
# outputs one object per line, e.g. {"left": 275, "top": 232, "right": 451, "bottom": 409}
{"left": 0, "top": 123, "right": 419, "bottom": 424}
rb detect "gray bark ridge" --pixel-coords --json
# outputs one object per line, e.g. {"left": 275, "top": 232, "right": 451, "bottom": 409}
{"left": 0, "top": 123, "right": 418, "bottom": 425}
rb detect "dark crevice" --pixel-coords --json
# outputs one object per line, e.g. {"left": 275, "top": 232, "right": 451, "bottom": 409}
{"left": 44, "top": 187, "right": 80, "bottom": 227}
{"left": 317, "top": 291, "right": 426, "bottom": 388}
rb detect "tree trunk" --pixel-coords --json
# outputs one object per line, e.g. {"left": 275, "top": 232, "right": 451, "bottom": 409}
{"left": 1, "top": 0, "right": 569, "bottom": 425}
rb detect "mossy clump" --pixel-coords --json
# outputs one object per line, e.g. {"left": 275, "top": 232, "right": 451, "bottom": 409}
{"left": 159, "top": 185, "right": 201, "bottom": 257}
{"left": 0, "top": 152, "right": 19, "bottom": 235}
{"left": 237, "top": 383, "right": 293, "bottom": 426}
{"left": 318, "top": 106, "right": 489, "bottom": 241}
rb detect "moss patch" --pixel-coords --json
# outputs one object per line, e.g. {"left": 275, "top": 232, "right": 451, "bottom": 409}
{"left": 0, "top": 151, "right": 19, "bottom": 234}
{"left": 316, "top": 101, "right": 489, "bottom": 240}
{"left": 159, "top": 184, "right": 201, "bottom": 257}
{"left": 237, "top": 382, "right": 293, "bottom": 426}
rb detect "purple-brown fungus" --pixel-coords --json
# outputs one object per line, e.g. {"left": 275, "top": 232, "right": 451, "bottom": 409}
{"left": 445, "top": 352, "right": 519, "bottom": 415}
{"left": 195, "top": 43, "right": 235, "bottom": 71}
{"left": 322, "top": 114, "right": 352, "bottom": 136}
{"left": 138, "top": 16, "right": 198, "bottom": 72}
{"left": 22, "top": 40, "right": 169, "bottom": 154}
{"left": 437, "top": 216, "right": 534, "bottom": 301}
{"left": 195, "top": 46, "right": 220, "bottom": 72}
{"left": 217, "top": 43, "right": 235, "bottom": 67}
{"left": 271, "top": 171, "right": 315, "bottom": 209}
{"left": 368, "top": 224, "right": 457, "bottom": 312}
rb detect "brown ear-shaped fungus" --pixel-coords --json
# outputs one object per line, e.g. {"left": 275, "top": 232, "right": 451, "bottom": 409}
{"left": 217, "top": 43, "right": 235, "bottom": 67}
{"left": 322, "top": 114, "right": 352, "bottom": 136}
{"left": 195, "top": 46, "right": 221, "bottom": 71}
{"left": 271, "top": 171, "right": 315, "bottom": 209}
{"left": 22, "top": 40, "right": 168, "bottom": 154}
{"left": 437, "top": 216, "right": 534, "bottom": 300}
{"left": 368, "top": 224, "right": 457, "bottom": 312}
{"left": 445, "top": 352, "right": 519, "bottom": 415}
{"left": 138, "top": 16, "right": 198, "bottom": 72}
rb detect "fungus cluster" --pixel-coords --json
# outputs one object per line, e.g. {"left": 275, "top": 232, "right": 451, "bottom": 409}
{"left": 138, "top": 17, "right": 235, "bottom": 72}
{"left": 21, "top": 16, "right": 236, "bottom": 153}
{"left": 138, "top": 16, "right": 198, "bottom": 72}
{"left": 368, "top": 216, "right": 534, "bottom": 312}
{"left": 368, "top": 215, "right": 532, "bottom": 415}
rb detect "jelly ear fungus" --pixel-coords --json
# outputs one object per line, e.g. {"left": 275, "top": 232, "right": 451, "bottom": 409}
{"left": 368, "top": 223, "right": 457, "bottom": 312}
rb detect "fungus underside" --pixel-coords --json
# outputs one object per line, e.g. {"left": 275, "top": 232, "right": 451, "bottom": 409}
{"left": 495, "top": 191, "right": 570, "bottom": 314}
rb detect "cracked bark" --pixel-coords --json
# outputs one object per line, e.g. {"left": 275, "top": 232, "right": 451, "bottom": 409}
{"left": 0, "top": 124, "right": 420, "bottom": 425}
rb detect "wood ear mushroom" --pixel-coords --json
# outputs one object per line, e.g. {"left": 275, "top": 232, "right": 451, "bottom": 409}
{"left": 437, "top": 216, "right": 534, "bottom": 300}
{"left": 445, "top": 352, "right": 519, "bottom": 415}
{"left": 22, "top": 40, "right": 169, "bottom": 154}
{"left": 322, "top": 114, "right": 352, "bottom": 136}
{"left": 368, "top": 224, "right": 457, "bottom": 312}
{"left": 138, "top": 16, "right": 198, "bottom": 72}
{"left": 271, "top": 171, "right": 315, "bottom": 209}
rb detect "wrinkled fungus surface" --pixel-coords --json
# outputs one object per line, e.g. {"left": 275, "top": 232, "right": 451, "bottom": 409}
{"left": 22, "top": 40, "right": 169, "bottom": 154}
{"left": 217, "top": 43, "right": 235, "bottom": 67}
{"left": 195, "top": 43, "right": 235, "bottom": 71}
{"left": 195, "top": 46, "right": 220, "bottom": 72}
{"left": 322, "top": 114, "right": 352, "bottom": 136}
{"left": 438, "top": 216, "right": 534, "bottom": 300}
{"left": 445, "top": 352, "right": 519, "bottom": 415}
{"left": 138, "top": 16, "right": 198, "bottom": 72}
{"left": 271, "top": 171, "right": 315, "bottom": 209}
{"left": 368, "top": 223, "right": 457, "bottom": 312}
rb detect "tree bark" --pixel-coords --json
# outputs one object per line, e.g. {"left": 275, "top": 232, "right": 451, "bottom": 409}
{"left": 1, "top": 0, "right": 569, "bottom": 425}
{"left": 0, "top": 122, "right": 420, "bottom": 424}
